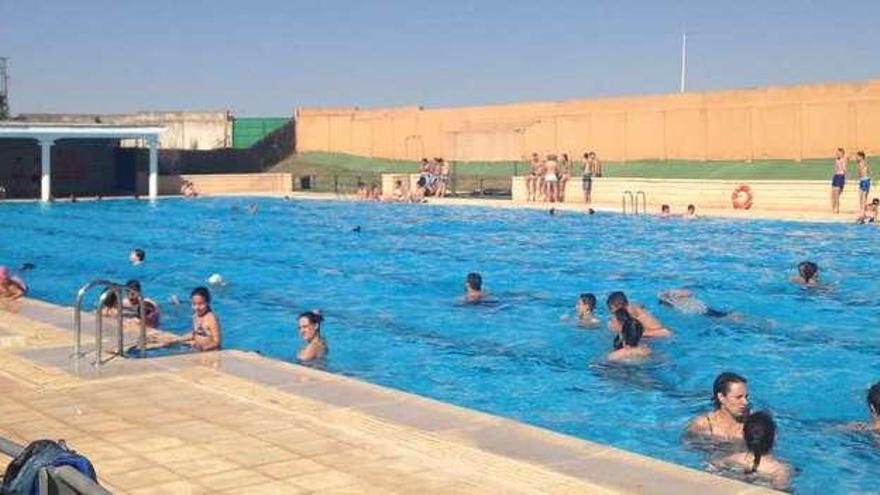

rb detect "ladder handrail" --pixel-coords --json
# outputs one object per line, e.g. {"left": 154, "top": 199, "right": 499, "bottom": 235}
{"left": 73, "top": 280, "right": 147, "bottom": 366}
{"left": 622, "top": 190, "right": 634, "bottom": 214}
{"left": 635, "top": 191, "right": 647, "bottom": 215}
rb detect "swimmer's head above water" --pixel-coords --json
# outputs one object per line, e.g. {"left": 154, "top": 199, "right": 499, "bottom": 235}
{"left": 612, "top": 308, "right": 644, "bottom": 349}
{"left": 577, "top": 293, "right": 596, "bottom": 313}
{"left": 743, "top": 411, "right": 776, "bottom": 473}
{"left": 606, "top": 291, "right": 629, "bottom": 311}
{"left": 713, "top": 372, "right": 750, "bottom": 420}
{"left": 797, "top": 261, "right": 819, "bottom": 284}
{"left": 190, "top": 286, "right": 211, "bottom": 316}
{"left": 129, "top": 248, "right": 145, "bottom": 265}
{"left": 867, "top": 382, "right": 880, "bottom": 419}
{"left": 466, "top": 273, "right": 482, "bottom": 292}
{"left": 298, "top": 310, "right": 324, "bottom": 342}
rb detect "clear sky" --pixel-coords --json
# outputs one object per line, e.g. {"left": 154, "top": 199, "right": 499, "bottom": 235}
{"left": 2, "top": 0, "right": 878, "bottom": 116}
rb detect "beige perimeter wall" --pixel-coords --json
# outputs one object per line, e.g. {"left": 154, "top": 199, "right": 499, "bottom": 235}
{"left": 297, "top": 80, "right": 880, "bottom": 162}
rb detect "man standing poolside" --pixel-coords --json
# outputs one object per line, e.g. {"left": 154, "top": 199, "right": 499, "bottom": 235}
{"left": 831, "top": 147, "right": 848, "bottom": 214}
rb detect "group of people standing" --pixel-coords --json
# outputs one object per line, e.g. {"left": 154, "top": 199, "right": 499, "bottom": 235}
{"left": 525, "top": 151, "right": 602, "bottom": 204}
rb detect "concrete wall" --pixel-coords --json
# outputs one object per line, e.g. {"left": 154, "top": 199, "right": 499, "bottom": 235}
{"left": 297, "top": 80, "right": 880, "bottom": 162}
{"left": 16, "top": 111, "right": 233, "bottom": 150}
{"left": 511, "top": 177, "right": 862, "bottom": 213}
{"left": 150, "top": 173, "right": 293, "bottom": 196}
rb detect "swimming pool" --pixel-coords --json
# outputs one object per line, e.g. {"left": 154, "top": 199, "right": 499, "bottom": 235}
{"left": 2, "top": 197, "right": 878, "bottom": 493}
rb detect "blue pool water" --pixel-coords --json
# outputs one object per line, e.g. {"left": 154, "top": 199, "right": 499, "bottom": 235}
{"left": 2, "top": 197, "right": 879, "bottom": 493}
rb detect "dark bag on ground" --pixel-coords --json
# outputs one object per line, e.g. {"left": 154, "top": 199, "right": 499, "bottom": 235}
{"left": 1, "top": 439, "right": 97, "bottom": 495}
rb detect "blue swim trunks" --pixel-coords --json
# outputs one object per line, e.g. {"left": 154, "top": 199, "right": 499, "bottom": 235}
{"left": 860, "top": 178, "right": 871, "bottom": 192}
{"left": 832, "top": 174, "right": 845, "bottom": 189}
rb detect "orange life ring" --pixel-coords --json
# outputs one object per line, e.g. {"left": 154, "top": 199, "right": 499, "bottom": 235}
{"left": 731, "top": 184, "right": 753, "bottom": 209}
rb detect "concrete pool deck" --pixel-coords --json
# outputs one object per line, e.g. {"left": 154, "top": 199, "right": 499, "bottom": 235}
{"left": 0, "top": 298, "right": 777, "bottom": 494}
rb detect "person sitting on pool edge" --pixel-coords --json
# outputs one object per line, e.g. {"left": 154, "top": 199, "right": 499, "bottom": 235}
{"left": 713, "top": 411, "right": 791, "bottom": 491}
{"left": 687, "top": 372, "right": 750, "bottom": 443}
{"left": 576, "top": 293, "right": 600, "bottom": 327}
{"left": 606, "top": 291, "right": 671, "bottom": 337}
{"left": 607, "top": 308, "right": 650, "bottom": 362}
{"left": 857, "top": 198, "right": 879, "bottom": 224}
{"left": 464, "top": 272, "right": 484, "bottom": 303}
{"left": 791, "top": 261, "right": 819, "bottom": 286}
{"left": 181, "top": 286, "right": 221, "bottom": 352}
{"left": 658, "top": 289, "right": 729, "bottom": 318}
{"left": 297, "top": 310, "right": 328, "bottom": 362}
{"left": 0, "top": 266, "right": 27, "bottom": 300}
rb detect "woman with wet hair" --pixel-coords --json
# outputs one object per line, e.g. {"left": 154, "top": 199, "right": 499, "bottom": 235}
{"left": 607, "top": 308, "right": 650, "bottom": 362}
{"left": 715, "top": 411, "right": 791, "bottom": 491}
{"left": 297, "top": 310, "right": 328, "bottom": 362}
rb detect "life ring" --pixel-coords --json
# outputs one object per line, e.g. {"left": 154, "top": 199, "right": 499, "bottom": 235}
{"left": 731, "top": 184, "right": 753, "bottom": 209}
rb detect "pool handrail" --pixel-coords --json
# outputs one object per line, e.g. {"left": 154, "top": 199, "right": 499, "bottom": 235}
{"left": 73, "top": 280, "right": 147, "bottom": 366}
{"left": 622, "top": 190, "right": 634, "bottom": 214}
{"left": 635, "top": 191, "right": 647, "bottom": 215}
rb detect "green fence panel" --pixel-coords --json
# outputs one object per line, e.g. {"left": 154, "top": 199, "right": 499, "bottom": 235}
{"left": 233, "top": 117, "right": 290, "bottom": 149}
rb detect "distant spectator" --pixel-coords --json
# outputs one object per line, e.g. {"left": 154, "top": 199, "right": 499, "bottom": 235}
{"left": 685, "top": 204, "right": 698, "bottom": 219}
{"left": 856, "top": 151, "right": 870, "bottom": 213}
{"left": 436, "top": 158, "right": 450, "bottom": 198}
{"left": 527, "top": 153, "right": 542, "bottom": 202}
{"left": 831, "top": 147, "right": 847, "bottom": 213}
{"left": 581, "top": 152, "right": 594, "bottom": 204}
{"left": 660, "top": 204, "right": 671, "bottom": 217}
{"left": 558, "top": 153, "right": 572, "bottom": 202}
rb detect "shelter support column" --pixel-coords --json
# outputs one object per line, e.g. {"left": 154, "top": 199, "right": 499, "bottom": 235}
{"left": 148, "top": 136, "right": 158, "bottom": 199}
{"left": 39, "top": 138, "right": 54, "bottom": 202}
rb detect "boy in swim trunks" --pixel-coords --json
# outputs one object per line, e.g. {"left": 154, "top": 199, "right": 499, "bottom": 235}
{"left": 526, "top": 153, "right": 541, "bottom": 202}
{"left": 831, "top": 147, "right": 848, "bottom": 214}
{"left": 581, "top": 152, "right": 593, "bottom": 204}
{"left": 857, "top": 151, "right": 870, "bottom": 213}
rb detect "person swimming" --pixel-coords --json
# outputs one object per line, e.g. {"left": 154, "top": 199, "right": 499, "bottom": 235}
{"left": 658, "top": 289, "right": 729, "bottom": 318}
{"left": 181, "top": 286, "right": 221, "bottom": 352}
{"left": 124, "top": 280, "right": 160, "bottom": 328}
{"left": 607, "top": 308, "right": 651, "bottom": 362}
{"left": 297, "top": 310, "right": 328, "bottom": 362}
{"left": 867, "top": 382, "right": 880, "bottom": 432}
{"left": 687, "top": 372, "right": 750, "bottom": 443}
{"left": 129, "top": 248, "right": 145, "bottom": 265}
{"left": 576, "top": 293, "right": 600, "bottom": 327}
{"left": 606, "top": 291, "right": 671, "bottom": 337}
{"left": 792, "top": 261, "right": 819, "bottom": 286}
{"left": 714, "top": 411, "right": 791, "bottom": 491}
{"left": 464, "top": 272, "right": 484, "bottom": 303}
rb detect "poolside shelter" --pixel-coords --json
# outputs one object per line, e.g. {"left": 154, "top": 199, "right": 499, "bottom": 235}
{"left": 0, "top": 123, "right": 165, "bottom": 201}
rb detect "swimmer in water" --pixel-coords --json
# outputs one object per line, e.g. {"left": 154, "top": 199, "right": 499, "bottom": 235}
{"left": 687, "top": 372, "right": 750, "bottom": 443}
{"left": 180, "top": 287, "right": 221, "bottom": 352}
{"left": 247, "top": 203, "right": 258, "bottom": 214}
{"left": 297, "top": 310, "right": 328, "bottom": 362}
{"left": 607, "top": 308, "right": 651, "bottom": 362}
{"left": 866, "top": 382, "right": 880, "bottom": 432}
{"left": 791, "top": 261, "right": 819, "bottom": 286}
{"left": 713, "top": 411, "right": 791, "bottom": 491}
{"left": 685, "top": 204, "right": 698, "bottom": 219}
{"left": 576, "top": 293, "right": 600, "bottom": 327}
{"left": 660, "top": 204, "right": 671, "bottom": 218}
{"left": 129, "top": 248, "right": 145, "bottom": 266}
{"left": 606, "top": 291, "right": 671, "bottom": 337}
{"left": 464, "top": 272, "right": 484, "bottom": 303}
{"left": 124, "top": 280, "right": 160, "bottom": 328}
{"left": 658, "top": 289, "right": 729, "bottom": 318}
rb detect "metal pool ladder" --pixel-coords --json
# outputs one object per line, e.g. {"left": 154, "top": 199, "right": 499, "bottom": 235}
{"left": 73, "top": 280, "right": 147, "bottom": 367}
{"left": 621, "top": 190, "right": 647, "bottom": 215}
